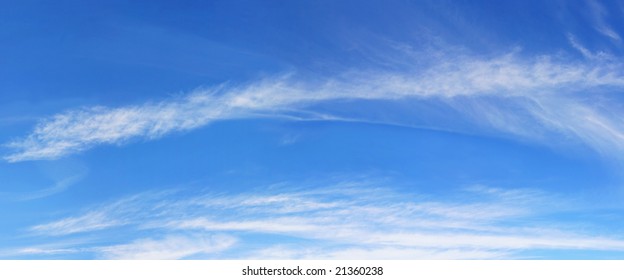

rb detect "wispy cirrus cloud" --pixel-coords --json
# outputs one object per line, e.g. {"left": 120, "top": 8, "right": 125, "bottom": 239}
{"left": 4, "top": 234, "right": 236, "bottom": 260}
{"left": 0, "top": 173, "right": 86, "bottom": 201}
{"left": 5, "top": 47, "right": 624, "bottom": 162}
{"left": 567, "top": 34, "right": 613, "bottom": 60}
{"left": 11, "top": 180, "right": 624, "bottom": 259}
{"left": 30, "top": 190, "right": 175, "bottom": 235}
{"left": 245, "top": 245, "right": 509, "bottom": 260}
{"left": 586, "top": 0, "right": 621, "bottom": 41}
{"left": 96, "top": 234, "right": 236, "bottom": 260}
{"left": 30, "top": 211, "right": 123, "bottom": 236}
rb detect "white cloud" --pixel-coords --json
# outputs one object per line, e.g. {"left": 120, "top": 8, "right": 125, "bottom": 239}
{"left": 566, "top": 34, "right": 613, "bottom": 60}
{"left": 369, "top": 232, "right": 624, "bottom": 251}
{"left": 5, "top": 49, "right": 624, "bottom": 161}
{"left": 568, "top": 34, "right": 595, "bottom": 59}
{"left": 16, "top": 174, "right": 84, "bottom": 201}
{"left": 14, "top": 247, "right": 79, "bottom": 256}
{"left": 3, "top": 234, "right": 236, "bottom": 260}
{"left": 96, "top": 234, "right": 236, "bottom": 260}
{"left": 326, "top": 247, "right": 509, "bottom": 260}
{"left": 0, "top": 173, "right": 85, "bottom": 201}
{"left": 19, "top": 181, "right": 624, "bottom": 259}
{"left": 245, "top": 245, "right": 509, "bottom": 260}
{"left": 29, "top": 191, "right": 173, "bottom": 235}
{"left": 587, "top": 0, "right": 621, "bottom": 41}
{"left": 30, "top": 211, "right": 122, "bottom": 236}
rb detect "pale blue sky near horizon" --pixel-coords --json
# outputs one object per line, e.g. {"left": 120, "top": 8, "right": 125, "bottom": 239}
{"left": 2, "top": 0, "right": 624, "bottom": 259}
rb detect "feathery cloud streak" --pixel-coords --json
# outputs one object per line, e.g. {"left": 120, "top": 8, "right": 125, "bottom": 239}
{"left": 97, "top": 235, "right": 237, "bottom": 260}
{"left": 5, "top": 50, "right": 624, "bottom": 162}
{"left": 15, "top": 181, "right": 624, "bottom": 259}
{"left": 587, "top": 0, "right": 622, "bottom": 41}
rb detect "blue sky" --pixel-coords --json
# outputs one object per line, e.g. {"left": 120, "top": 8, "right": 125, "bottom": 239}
{"left": 2, "top": 0, "right": 624, "bottom": 259}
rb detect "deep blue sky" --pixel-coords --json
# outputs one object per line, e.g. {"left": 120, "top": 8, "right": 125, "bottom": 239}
{"left": 2, "top": 0, "right": 624, "bottom": 259}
